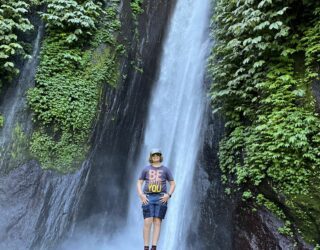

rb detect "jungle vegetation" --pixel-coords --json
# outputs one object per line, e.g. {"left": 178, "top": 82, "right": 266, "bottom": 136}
{"left": 0, "top": 0, "right": 143, "bottom": 171}
{"left": 210, "top": 0, "right": 320, "bottom": 245}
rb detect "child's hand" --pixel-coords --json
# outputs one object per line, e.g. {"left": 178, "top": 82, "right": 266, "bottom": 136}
{"left": 160, "top": 193, "right": 169, "bottom": 203}
{"left": 139, "top": 194, "right": 149, "bottom": 205}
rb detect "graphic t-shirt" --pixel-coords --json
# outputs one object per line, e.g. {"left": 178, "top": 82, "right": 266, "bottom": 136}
{"left": 139, "top": 165, "right": 174, "bottom": 193}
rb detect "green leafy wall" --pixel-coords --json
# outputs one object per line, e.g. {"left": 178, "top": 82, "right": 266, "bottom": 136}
{"left": 0, "top": 0, "right": 131, "bottom": 172}
{"left": 0, "top": 0, "right": 34, "bottom": 123}
{"left": 210, "top": 0, "right": 320, "bottom": 245}
{"left": 27, "top": 0, "right": 122, "bottom": 173}
{"left": 0, "top": 0, "right": 33, "bottom": 90}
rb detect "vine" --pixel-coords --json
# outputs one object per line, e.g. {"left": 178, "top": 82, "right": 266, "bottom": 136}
{"left": 211, "top": 0, "right": 320, "bottom": 244}
{"left": 0, "top": 114, "right": 3, "bottom": 127}
{"left": 40, "top": 0, "right": 104, "bottom": 43}
{"left": 0, "top": 0, "right": 33, "bottom": 91}
{"left": 27, "top": 0, "right": 122, "bottom": 172}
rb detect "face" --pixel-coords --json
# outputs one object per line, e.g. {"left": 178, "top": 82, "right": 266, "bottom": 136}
{"left": 151, "top": 153, "right": 161, "bottom": 162}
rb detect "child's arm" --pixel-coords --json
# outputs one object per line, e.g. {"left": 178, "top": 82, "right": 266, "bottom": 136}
{"left": 137, "top": 179, "right": 144, "bottom": 196}
{"left": 168, "top": 180, "right": 176, "bottom": 197}
{"left": 137, "top": 179, "right": 149, "bottom": 204}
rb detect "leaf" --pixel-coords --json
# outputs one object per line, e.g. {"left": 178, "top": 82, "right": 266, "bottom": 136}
{"left": 253, "top": 60, "right": 265, "bottom": 68}
{"left": 269, "top": 21, "right": 283, "bottom": 30}
{"left": 254, "top": 21, "right": 270, "bottom": 31}
{"left": 292, "top": 89, "right": 305, "bottom": 97}
{"left": 4, "top": 62, "right": 14, "bottom": 68}
{"left": 252, "top": 36, "right": 262, "bottom": 44}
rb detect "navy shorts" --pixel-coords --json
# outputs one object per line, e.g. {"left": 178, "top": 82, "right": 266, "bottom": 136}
{"left": 141, "top": 193, "right": 168, "bottom": 220}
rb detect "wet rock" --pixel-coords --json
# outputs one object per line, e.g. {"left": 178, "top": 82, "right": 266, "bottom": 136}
{"left": 0, "top": 161, "right": 90, "bottom": 250}
{"left": 234, "top": 205, "right": 297, "bottom": 250}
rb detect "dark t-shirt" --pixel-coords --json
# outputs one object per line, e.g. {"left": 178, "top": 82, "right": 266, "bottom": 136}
{"left": 139, "top": 165, "right": 174, "bottom": 193}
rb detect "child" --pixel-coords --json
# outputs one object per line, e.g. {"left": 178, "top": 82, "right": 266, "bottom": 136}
{"left": 136, "top": 149, "right": 176, "bottom": 250}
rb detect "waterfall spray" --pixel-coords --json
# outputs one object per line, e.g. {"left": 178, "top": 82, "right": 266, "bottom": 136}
{"left": 125, "top": 0, "right": 211, "bottom": 249}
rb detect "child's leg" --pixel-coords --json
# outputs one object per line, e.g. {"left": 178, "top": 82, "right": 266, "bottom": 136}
{"left": 151, "top": 218, "right": 162, "bottom": 246}
{"left": 143, "top": 217, "right": 153, "bottom": 246}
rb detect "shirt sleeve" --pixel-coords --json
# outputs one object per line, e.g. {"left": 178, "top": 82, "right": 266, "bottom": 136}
{"left": 166, "top": 168, "right": 174, "bottom": 181}
{"left": 138, "top": 168, "right": 147, "bottom": 180}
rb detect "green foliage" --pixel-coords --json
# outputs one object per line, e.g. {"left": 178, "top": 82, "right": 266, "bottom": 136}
{"left": 300, "top": 7, "right": 320, "bottom": 78}
{"left": 30, "top": 131, "right": 86, "bottom": 173}
{"left": 256, "top": 194, "right": 294, "bottom": 237}
{"left": 256, "top": 193, "right": 286, "bottom": 220}
{"left": 130, "top": 0, "right": 144, "bottom": 49}
{"left": 10, "top": 123, "right": 30, "bottom": 161}
{"left": 0, "top": 114, "right": 3, "bottom": 127}
{"left": 91, "top": 2, "right": 121, "bottom": 47}
{"left": 210, "top": 0, "right": 291, "bottom": 124}
{"left": 242, "top": 190, "right": 252, "bottom": 200}
{"left": 278, "top": 221, "right": 293, "bottom": 237}
{"left": 30, "top": 0, "right": 42, "bottom": 5}
{"left": 130, "top": 0, "right": 144, "bottom": 19}
{"left": 211, "top": 0, "right": 320, "bottom": 244}
{"left": 27, "top": 0, "right": 122, "bottom": 172}
{"left": 0, "top": 0, "right": 33, "bottom": 89}
{"left": 27, "top": 37, "right": 99, "bottom": 132}
{"left": 285, "top": 186, "right": 320, "bottom": 244}
{"left": 40, "top": 0, "right": 104, "bottom": 43}
{"left": 0, "top": 123, "right": 31, "bottom": 173}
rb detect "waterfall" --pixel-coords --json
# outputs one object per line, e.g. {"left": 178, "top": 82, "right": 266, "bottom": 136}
{"left": 105, "top": 0, "right": 211, "bottom": 249}
{"left": 58, "top": 0, "right": 211, "bottom": 249}
{"left": 0, "top": 24, "right": 43, "bottom": 169}
{"left": 133, "top": 0, "right": 211, "bottom": 248}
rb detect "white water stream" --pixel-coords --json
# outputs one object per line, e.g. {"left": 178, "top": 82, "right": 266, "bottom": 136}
{"left": 0, "top": 25, "right": 43, "bottom": 168}
{"left": 60, "top": 0, "right": 211, "bottom": 249}
{"left": 106, "top": 0, "right": 211, "bottom": 249}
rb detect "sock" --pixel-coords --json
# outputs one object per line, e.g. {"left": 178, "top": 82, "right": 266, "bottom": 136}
{"left": 151, "top": 246, "right": 157, "bottom": 250}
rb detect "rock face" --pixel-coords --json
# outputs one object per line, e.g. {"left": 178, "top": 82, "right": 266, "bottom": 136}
{"left": 234, "top": 206, "right": 296, "bottom": 249}
{"left": 191, "top": 106, "right": 235, "bottom": 250}
{"left": 0, "top": 161, "right": 90, "bottom": 250}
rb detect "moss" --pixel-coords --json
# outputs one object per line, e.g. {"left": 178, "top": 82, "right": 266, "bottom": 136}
{"left": 10, "top": 124, "right": 30, "bottom": 165}
{"left": 210, "top": 0, "right": 320, "bottom": 244}
{"left": 130, "top": 0, "right": 144, "bottom": 20}
{"left": 27, "top": 0, "right": 122, "bottom": 173}
{"left": 285, "top": 183, "right": 320, "bottom": 244}
{"left": 0, "top": 115, "right": 4, "bottom": 127}
{"left": 1, "top": 124, "right": 31, "bottom": 174}
{"left": 30, "top": 131, "right": 86, "bottom": 173}
{"left": 39, "top": 0, "right": 104, "bottom": 44}
{"left": 0, "top": 0, "right": 34, "bottom": 92}
{"left": 256, "top": 194, "right": 294, "bottom": 237}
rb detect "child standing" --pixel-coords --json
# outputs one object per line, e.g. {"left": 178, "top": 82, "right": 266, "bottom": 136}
{"left": 136, "top": 149, "right": 176, "bottom": 250}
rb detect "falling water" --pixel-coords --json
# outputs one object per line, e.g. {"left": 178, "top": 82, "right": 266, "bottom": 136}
{"left": 106, "top": 0, "right": 211, "bottom": 249}
{"left": 59, "top": 0, "right": 211, "bottom": 249}
{"left": 0, "top": 24, "right": 43, "bottom": 168}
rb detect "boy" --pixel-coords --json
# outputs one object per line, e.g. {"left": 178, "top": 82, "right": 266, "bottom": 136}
{"left": 136, "top": 149, "right": 176, "bottom": 250}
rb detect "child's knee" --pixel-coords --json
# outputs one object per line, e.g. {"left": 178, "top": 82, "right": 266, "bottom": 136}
{"left": 153, "top": 218, "right": 162, "bottom": 226}
{"left": 144, "top": 218, "right": 153, "bottom": 227}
